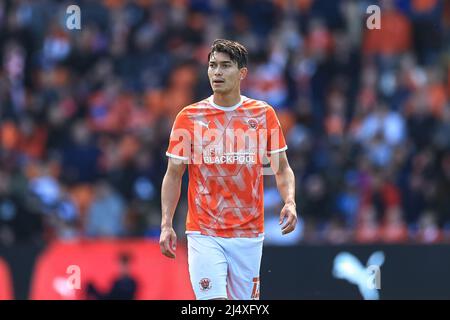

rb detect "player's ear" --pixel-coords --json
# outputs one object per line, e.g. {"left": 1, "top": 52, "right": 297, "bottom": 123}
{"left": 239, "top": 67, "right": 248, "bottom": 81}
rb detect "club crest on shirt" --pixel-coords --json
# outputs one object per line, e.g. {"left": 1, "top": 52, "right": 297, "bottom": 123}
{"left": 247, "top": 118, "right": 258, "bottom": 129}
{"left": 199, "top": 278, "right": 212, "bottom": 291}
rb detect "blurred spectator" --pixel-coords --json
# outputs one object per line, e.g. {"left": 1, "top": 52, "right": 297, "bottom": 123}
{"left": 360, "top": 170, "right": 402, "bottom": 222}
{"left": 380, "top": 207, "right": 409, "bottom": 243}
{"left": 355, "top": 205, "right": 381, "bottom": 244}
{"left": 357, "top": 102, "right": 406, "bottom": 147}
{"left": 61, "top": 121, "right": 101, "bottom": 184}
{"left": 406, "top": 89, "right": 438, "bottom": 150}
{"left": 322, "top": 215, "right": 352, "bottom": 244}
{"left": 85, "top": 181, "right": 126, "bottom": 237}
{"left": 0, "top": 168, "right": 43, "bottom": 246}
{"left": 434, "top": 153, "right": 450, "bottom": 226}
{"left": 408, "top": 0, "right": 443, "bottom": 65}
{"left": 48, "top": 185, "right": 81, "bottom": 241}
{"left": 301, "top": 174, "right": 333, "bottom": 225}
{"left": 415, "top": 210, "right": 443, "bottom": 243}
{"left": 335, "top": 170, "right": 360, "bottom": 227}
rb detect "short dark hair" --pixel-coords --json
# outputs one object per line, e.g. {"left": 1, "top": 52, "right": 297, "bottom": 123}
{"left": 208, "top": 39, "right": 248, "bottom": 69}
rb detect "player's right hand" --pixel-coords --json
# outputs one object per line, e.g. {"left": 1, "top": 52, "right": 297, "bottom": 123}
{"left": 159, "top": 227, "right": 177, "bottom": 259}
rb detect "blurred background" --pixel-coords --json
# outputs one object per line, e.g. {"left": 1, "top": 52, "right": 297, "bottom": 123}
{"left": 0, "top": 0, "right": 450, "bottom": 300}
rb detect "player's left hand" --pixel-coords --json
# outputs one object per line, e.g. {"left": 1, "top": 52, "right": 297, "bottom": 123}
{"left": 279, "top": 202, "right": 297, "bottom": 235}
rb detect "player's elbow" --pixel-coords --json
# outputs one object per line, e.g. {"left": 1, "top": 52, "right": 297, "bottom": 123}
{"left": 166, "top": 159, "right": 186, "bottom": 178}
{"left": 276, "top": 165, "right": 293, "bottom": 178}
{"left": 164, "top": 168, "right": 184, "bottom": 183}
{"left": 274, "top": 157, "right": 292, "bottom": 176}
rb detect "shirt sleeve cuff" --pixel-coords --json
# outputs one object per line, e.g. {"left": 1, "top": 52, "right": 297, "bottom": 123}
{"left": 166, "top": 152, "right": 189, "bottom": 161}
{"left": 267, "top": 145, "right": 288, "bottom": 154}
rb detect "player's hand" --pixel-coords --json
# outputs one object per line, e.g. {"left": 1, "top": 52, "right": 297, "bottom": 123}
{"left": 279, "top": 202, "right": 297, "bottom": 235}
{"left": 159, "top": 226, "right": 177, "bottom": 258}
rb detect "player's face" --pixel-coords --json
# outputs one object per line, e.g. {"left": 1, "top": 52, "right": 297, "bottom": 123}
{"left": 208, "top": 52, "right": 247, "bottom": 94}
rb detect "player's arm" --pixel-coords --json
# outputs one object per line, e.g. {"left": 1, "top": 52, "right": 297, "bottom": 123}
{"left": 160, "top": 158, "right": 186, "bottom": 258}
{"left": 270, "top": 151, "right": 297, "bottom": 235}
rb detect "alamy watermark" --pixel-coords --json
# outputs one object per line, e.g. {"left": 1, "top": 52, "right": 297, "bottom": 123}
{"left": 64, "top": 4, "right": 381, "bottom": 32}
{"left": 366, "top": 265, "right": 381, "bottom": 290}
{"left": 333, "top": 251, "right": 384, "bottom": 300}
{"left": 66, "top": 264, "right": 81, "bottom": 290}
{"left": 66, "top": 5, "right": 81, "bottom": 30}
{"left": 366, "top": 5, "right": 381, "bottom": 30}
{"left": 168, "top": 124, "right": 283, "bottom": 175}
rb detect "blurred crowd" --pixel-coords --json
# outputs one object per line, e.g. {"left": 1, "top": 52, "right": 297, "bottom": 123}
{"left": 0, "top": 0, "right": 450, "bottom": 246}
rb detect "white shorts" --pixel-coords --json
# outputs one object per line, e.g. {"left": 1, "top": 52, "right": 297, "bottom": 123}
{"left": 187, "top": 233, "right": 264, "bottom": 300}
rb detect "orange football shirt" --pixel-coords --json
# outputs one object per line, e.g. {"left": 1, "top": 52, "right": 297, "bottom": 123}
{"left": 166, "top": 95, "right": 287, "bottom": 237}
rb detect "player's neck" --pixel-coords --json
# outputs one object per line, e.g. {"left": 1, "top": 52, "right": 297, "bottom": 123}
{"left": 212, "top": 92, "right": 241, "bottom": 108}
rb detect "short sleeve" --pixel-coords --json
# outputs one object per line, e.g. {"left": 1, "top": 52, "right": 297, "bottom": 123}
{"left": 266, "top": 106, "right": 287, "bottom": 154}
{"left": 166, "top": 110, "right": 192, "bottom": 161}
